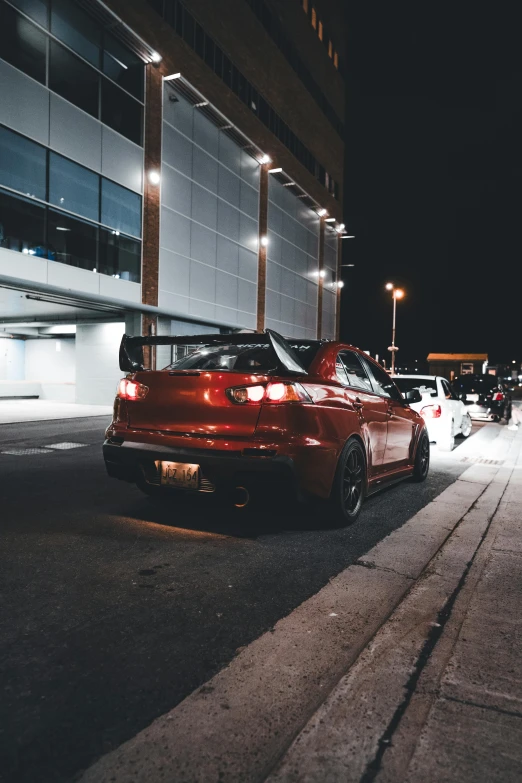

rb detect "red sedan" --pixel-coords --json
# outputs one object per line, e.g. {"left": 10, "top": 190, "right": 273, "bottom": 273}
{"left": 104, "top": 331, "right": 429, "bottom": 524}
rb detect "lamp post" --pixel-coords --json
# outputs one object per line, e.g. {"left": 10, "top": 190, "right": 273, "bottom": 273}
{"left": 385, "top": 282, "right": 404, "bottom": 375}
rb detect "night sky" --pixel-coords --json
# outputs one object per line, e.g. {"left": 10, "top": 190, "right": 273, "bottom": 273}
{"left": 340, "top": 6, "right": 521, "bottom": 366}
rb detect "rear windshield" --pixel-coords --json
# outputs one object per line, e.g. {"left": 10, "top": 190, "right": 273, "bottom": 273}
{"left": 394, "top": 377, "right": 438, "bottom": 397}
{"left": 164, "top": 342, "right": 321, "bottom": 373}
{"left": 454, "top": 375, "right": 499, "bottom": 392}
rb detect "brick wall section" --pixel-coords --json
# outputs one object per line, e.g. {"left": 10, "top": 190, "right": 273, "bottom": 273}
{"left": 317, "top": 217, "right": 325, "bottom": 338}
{"left": 141, "top": 62, "right": 162, "bottom": 311}
{"left": 256, "top": 164, "right": 269, "bottom": 332}
{"left": 104, "top": 0, "right": 343, "bottom": 220}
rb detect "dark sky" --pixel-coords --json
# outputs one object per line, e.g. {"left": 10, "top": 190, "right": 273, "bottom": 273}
{"left": 340, "top": 6, "right": 521, "bottom": 365}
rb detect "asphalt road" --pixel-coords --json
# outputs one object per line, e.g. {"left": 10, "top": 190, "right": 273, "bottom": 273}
{"left": 0, "top": 416, "right": 486, "bottom": 783}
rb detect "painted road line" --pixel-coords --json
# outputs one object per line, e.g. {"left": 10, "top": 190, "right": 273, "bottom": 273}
{"left": 79, "top": 426, "right": 513, "bottom": 783}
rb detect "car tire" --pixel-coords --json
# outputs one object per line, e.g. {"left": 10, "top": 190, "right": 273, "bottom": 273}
{"left": 412, "top": 431, "right": 430, "bottom": 481}
{"left": 458, "top": 413, "right": 472, "bottom": 438}
{"left": 328, "top": 438, "right": 366, "bottom": 525}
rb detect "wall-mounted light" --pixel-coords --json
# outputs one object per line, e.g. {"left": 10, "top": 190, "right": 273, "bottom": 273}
{"left": 150, "top": 51, "right": 162, "bottom": 63}
{"left": 163, "top": 72, "right": 181, "bottom": 81}
{"left": 268, "top": 167, "right": 283, "bottom": 174}
{"left": 317, "top": 208, "right": 327, "bottom": 217}
{"left": 319, "top": 270, "right": 326, "bottom": 279}
{"left": 259, "top": 154, "right": 271, "bottom": 165}
{"left": 325, "top": 217, "right": 336, "bottom": 223}
{"left": 148, "top": 170, "right": 161, "bottom": 185}
{"left": 56, "top": 226, "right": 71, "bottom": 232}
{"left": 337, "top": 280, "right": 345, "bottom": 289}
{"left": 341, "top": 235, "right": 355, "bottom": 239}
{"left": 260, "top": 236, "right": 269, "bottom": 247}
{"left": 336, "top": 223, "right": 346, "bottom": 233}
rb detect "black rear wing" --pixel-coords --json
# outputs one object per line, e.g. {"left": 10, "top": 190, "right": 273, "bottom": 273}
{"left": 119, "top": 329, "right": 308, "bottom": 375}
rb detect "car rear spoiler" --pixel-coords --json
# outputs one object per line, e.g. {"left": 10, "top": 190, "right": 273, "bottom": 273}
{"left": 119, "top": 329, "right": 308, "bottom": 376}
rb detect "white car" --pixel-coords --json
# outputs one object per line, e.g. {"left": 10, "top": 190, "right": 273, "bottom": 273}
{"left": 394, "top": 375, "right": 472, "bottom": 451}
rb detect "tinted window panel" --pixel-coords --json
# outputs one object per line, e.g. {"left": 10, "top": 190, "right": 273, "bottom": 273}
{"left": 0, "top": 4, "right": 46, "bottom": 83}
{"left": 99, "top": 228, "right": 141, "bottom": 282}
{"left": 101, "top": 79, "right": 143, "bottom": 145}
{"left": 339, "top": 351, "right": 373, "bottom": 392}
{"left": 366, "top": 361, "right": 403, "bottom": 402}
{"left": 49, "top": 41, "right": 100, "bottom": 117}
{"left": 101, "top": 179, "right": 141, "bottom": 237}
{"left": 0, "top": 127, "right": 46, "bottom": 200}
{"left": 103, "top": 33, "right": 144, "bottom": 101}
{"left": 0, "top": 189, "right": 46, "bottom": 256}
{"left": 51, "top": 0, "right": 101, "bottom": 67}
{"left": 47, "top": 209, "right": 97, "bottom": 271}
{"left": 9, "top": 0, "right": 48, "bottom": 27}
{"left": 49, "top": 153, "right": 99, "bottom": 222}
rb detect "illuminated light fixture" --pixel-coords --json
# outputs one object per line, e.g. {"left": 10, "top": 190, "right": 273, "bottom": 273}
{"left": 56, "top": 226, "right": 71, "bottom": 232}
{"left": 325, "top": 217, "right": 336, "bottom": 223}
{"left": 283, "top": 182, "right": 296, "bottom": 187}
{"left": 260, "top": 236, "right": 269, "bottom": 247}
{"left": 163, "top": 72, "right": 181, "bottom": 81}
{"left": 259, "top": 154, "right": 271, "bottom": 165}
{"left": 92, "top": 268, "right": 97, "bottom": 273}
{"left": 150, "top": 51, "right": 162, "bottom": 63}
{"left": 337, "top": 280, "right": 345, "bottom": 289}
{"left": 317, "top": 208, "right": 327, "bottom": 217}
{"left": 395, "top": 288, "right": 405, "bottom": 299}
{"left": 113, "top": 274, "right": 120, "bottom": 279}
{"left": 268, "top": 167, "right": 283, "bottom": 174}
{"left": 111, "top": 230, "right": 120, "bottom": 236}
{"left": 341, "top": 235, "right": 355, "bottom": 239}
{"left": 385, "top": 282, "right": 394, "bottom": 290}
{"left": 194, "top": 101, "right": 209, "bottom": 107}
{"left": 319, "top": 270, "right": 326, "bottom": 279}
{"left": 148, "top": 170, "right": 161, "bottom": 185}
{"left": 22, "top": 248, "right": 29, "bottom": 254}
{"left": 336, "top": 223, "right": 346, "bottom": 233}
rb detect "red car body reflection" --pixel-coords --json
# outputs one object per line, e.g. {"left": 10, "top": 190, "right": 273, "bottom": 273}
{"left": 104, "top": 331, "right": 429, "bottom": 523}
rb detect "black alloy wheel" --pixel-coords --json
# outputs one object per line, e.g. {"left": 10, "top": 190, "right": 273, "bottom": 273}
{"left": 412, "top": 431, "right": 430, "bottom": 482}
{"left": 329, "top": 438, "right": 366, "bottom": 525}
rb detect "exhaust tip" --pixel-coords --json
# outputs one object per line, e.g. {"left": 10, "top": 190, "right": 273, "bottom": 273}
{"left": 233, "top": 486, "right": 250, "bottom": 509}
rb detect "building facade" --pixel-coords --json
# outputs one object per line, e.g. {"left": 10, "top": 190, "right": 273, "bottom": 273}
{"left": 0, "top": 0, "right": 346, "bottom": 404}
{"left": 427, "top": 354, "right": 488, "bottom": 381}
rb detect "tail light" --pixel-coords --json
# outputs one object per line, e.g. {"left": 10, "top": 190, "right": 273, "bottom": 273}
{"left": 420, "top": 404, "right": 442, "bottom": 419}
{"left": 227, "top": 382, "right": 312, "bottom": 404}
{"left": 117, "top": 378, "right": 149, "bottom": 401}
{"left": 492, "top": 392, "right": 504, "bottom": 401}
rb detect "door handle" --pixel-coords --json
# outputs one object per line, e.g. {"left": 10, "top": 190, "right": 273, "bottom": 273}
{"left": 353, "top": 397, "right": 364, "bottom": 410}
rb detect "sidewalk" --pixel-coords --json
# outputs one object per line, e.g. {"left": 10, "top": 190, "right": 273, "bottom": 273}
{"left": 270, "top": 426, "right": 522, "bottom": 782}
{"left": 79, "top": 424, "right": 522, "bottom": 783}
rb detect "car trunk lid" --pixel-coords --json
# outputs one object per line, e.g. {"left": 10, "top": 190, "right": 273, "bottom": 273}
{"left": 127, "top": 370, "right": 269, "bottom": 437}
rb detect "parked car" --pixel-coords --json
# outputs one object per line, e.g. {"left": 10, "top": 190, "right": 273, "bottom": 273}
{"left": 104, "top": 331, "right": 429, "bottom": 524}
{"left": 394, "top": 375, "right": 472, "bottom": 451}
{"left": 452, "top": 374, "right": 512, "bottom": 422}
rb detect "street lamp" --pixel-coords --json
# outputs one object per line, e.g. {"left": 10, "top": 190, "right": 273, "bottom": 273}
{"left": 385, "top": 283, "right": 405, "bottom": 375}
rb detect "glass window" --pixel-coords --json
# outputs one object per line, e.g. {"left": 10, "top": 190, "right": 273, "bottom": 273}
{"left": 49, "top": 40, "right": 100, "bottom": 117}
{"left": 339, "top": 351, "right": 374, "bottom": 391}
{"left": 0, "top": 4, "right": 47, "bottom": 83}
{"left": 204, "top": 37, "right": 215, "bottom": 69}
{"left": 99, "top": 227, "right": 141, "bottom": 282}
{"left": 103, "top": 33, "right": 144, "bottom": 101}
{"left": 394, "top": 377, "right": 438, "bottom": 398}
{"left": 302, "top": 0, "right": 309, "bottom": 12}
{"left": 101, "top": 79, "right": 143, "bottom": 145}
{"left": 47, "top": 209, "right": 97, "bottom": 271}
{"left": 335, "top": 357, "right": 349, "bottom": 385}
{"left": 334, "top": 51, "right": 339, "bottom": 69}
{"left": 183, "top": 11, "right": 195, "bottom": 47}
{"left": 366, "top": 361, "right": 403, "bottom": 402}
{"left": 51, "top": 0, "right": 101, "bottom": 68}
{"left": 318, "top": 20, "right": 323, "bottom": 40}
{"left": 0, "top": 127, "right": 46, "bottom": 200}
{"left": 9, "top": 0, "right": 48, "bottom": 27}
{"left": 101, "top": 179, "right": 141, "bottom": 238}
{"left": 49, "top": 153, "right": 99, "bottom": 222}
{"left": 0, "top": 189, "right": 46, "bottom": 257}
{"left": 311, "top": 7, "right": 317, "bottom": 28}
{"left": 328, "top": 40, "right": 333, "bottom": 58}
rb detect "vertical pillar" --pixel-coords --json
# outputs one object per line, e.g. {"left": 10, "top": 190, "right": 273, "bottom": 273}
{"left": 316, "top": 217, "right": 325, "bottom": 339}
{"left": 335, "top": 234, "right": 342, "bottom": 340}
{"left": 256, "top": 163, "right": 269, "bottom": 332}
{"left": 142, "top": 63, "right": 163, "bottom": 366}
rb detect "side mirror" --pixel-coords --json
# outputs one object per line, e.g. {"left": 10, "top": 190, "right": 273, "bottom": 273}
{"left": 405, "top": 389, "right": 422, "bottom": 404}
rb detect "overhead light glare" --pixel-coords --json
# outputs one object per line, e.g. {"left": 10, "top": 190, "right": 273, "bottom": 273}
{"left": 194, "top": 101, "right": 209, "bottom": 108}
{"left": 268, "top": 167, "right": 283, "bottom": 174}
{"left": 341, "top": 235, "right": 355, "bottom": 239}
{"left": 318, "top": 208, "right": 327, "bottom": 217}
{"left": 148, "top": 170, "right": 161, "bottom": 185}
{"left": 259, "top": 154, "right": 271, "bottom": 165}
{"left": 260, "top": 235, "right": 269, "bottom": 247}
{"left": 337, "top": 280, "right": 345, "bottom": 289}
{"left": 163, "top": 72, "right": 181, "bottom": 81}
{"left": 150, "top": 51, "right": 162, "bottom": 63}
{"left": 56, "top": 226, "right": 70, "bottom": 232}
{"left": 325, "top": 217, "right": 336, "bottom": 223}
{"left": 319, "top": 269, "right": 326, "bottom": 279}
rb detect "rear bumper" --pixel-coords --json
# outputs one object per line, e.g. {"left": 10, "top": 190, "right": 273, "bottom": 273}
{"left": 103, "top": 439, "right": 300, "bottom": 497}
{"left": 465, "top": 402, "right": 504, "bottom": 420}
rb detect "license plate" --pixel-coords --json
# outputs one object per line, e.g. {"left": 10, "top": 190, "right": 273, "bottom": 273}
{"left": 466, "top": 394, "right": 479, "bottom": 402}
{"left": 159, "top": 461, "right": 200, "bottom": 489}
